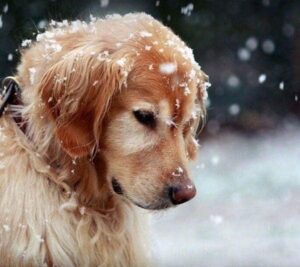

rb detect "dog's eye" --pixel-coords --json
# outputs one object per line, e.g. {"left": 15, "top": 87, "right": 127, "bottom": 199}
{"left": 133, "top": 110, "right": 155, "bottom": 128}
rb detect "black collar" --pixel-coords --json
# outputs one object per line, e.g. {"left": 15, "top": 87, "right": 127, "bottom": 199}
{"left": 0, "top": 77, "right": 22, "bottom": 117}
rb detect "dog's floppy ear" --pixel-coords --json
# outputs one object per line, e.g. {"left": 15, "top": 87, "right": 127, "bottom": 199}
{"left": 38, "top": 50, "right": 132, "bottom": 157}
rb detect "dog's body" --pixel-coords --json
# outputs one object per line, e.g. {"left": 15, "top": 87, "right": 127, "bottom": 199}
{"left": 0, "top": 13, "right": 207, "bottom": 266}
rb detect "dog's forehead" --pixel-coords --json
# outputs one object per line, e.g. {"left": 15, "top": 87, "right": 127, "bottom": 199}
{"left": 124, "top": 64, "right": 197, "bottom": 122}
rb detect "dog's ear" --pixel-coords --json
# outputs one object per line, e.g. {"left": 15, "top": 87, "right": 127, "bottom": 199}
{"left": 38, "top": 50, "right": 132, "bottom": 157}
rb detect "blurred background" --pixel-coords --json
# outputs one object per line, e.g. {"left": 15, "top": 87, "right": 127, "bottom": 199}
{"left": 0, "top": 0, "right": 299, "bottom": 266}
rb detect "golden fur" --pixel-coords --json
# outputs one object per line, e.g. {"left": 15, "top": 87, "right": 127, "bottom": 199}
{"left": 0, "top": 13, "right": 207, "bottom": 266}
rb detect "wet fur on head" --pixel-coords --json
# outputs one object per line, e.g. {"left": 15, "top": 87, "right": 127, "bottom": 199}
{"left": 0, "top": 13, "right": 207, "bottom": 266}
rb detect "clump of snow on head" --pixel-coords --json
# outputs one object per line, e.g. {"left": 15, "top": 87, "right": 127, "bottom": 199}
{"left": 139, "top": 31, "right": 152, "bottom": 38}
{"left": 159, "top": 62, "right": 177, "bottom": 75}
{"left": 21, "top": 39, "right": 32, "bottom": 47}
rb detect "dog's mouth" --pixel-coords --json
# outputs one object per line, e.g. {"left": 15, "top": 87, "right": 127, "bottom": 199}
{"left": 111, "top": 177, "right": 172, "bottom": 210}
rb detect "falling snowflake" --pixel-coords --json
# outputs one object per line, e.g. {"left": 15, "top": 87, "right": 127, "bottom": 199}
{"left": 7, "top": 53, "right": 13, "bottom": 61}
{"left": 245, "top": 37, "right": 258, "bottom": 51}
{"left": 2, "top": 4, "right": 8, "bottom": 13}
{"left": 258, "top": 74, "right": 267, "bottom": 84}
{"left": 100, "top": 0, "right": 109, "bottom": 8}
{"left": 279, "top": 81, "right": 284, "bottom": 90}
{"left": 3, "top": 224, "right": 10, "bottom": 232}
{"left": 181, "top": 3, "right": 194, "bottom": 16}
{"left": 211, "top": 156, "right": 220, "bottom": 166}
{"left": 282, "top": 23, "right": 295, "bottom": 38}
{"left": 210, "top": 215, "right": 224, "bottom": 225}
{"left": 227, "top": 75, "right": 240, "bottom": 88}
{"left": 237, "top": 48, "right": 251, "bottom": 61}
{"left": 228, "top": 104, "right": 240, "bottom": 116}
{"left": 262, "top": 39, "right": 275, "bottom": 54}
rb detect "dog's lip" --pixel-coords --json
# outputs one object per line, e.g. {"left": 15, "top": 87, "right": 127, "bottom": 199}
{"left": 111, "top": 177, "right": 172, "bottom": 210}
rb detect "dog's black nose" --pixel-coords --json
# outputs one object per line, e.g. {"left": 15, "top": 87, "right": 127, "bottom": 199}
{"left": 168, "top": 181, "right": 196, "bottom": 205}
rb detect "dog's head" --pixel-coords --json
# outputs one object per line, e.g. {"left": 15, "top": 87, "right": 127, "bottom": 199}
{"left": 38, "top": 14, "right": 208, "bottom": 210}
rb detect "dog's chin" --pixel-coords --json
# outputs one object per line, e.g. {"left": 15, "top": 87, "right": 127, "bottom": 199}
{"left": 130, "top": 199, "right": 172, "bottom": 210}
{"left": 111, "top": 177, "right": 172, "bottom": 210}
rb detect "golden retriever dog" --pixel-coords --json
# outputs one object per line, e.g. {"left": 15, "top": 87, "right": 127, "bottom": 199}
{"left": 0, "top": 13, "right": 208, "bottom": 266}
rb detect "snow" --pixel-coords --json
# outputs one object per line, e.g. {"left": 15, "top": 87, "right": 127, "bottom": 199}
{"left": 100, "top": 0, "right": 109, "bottom": 8}
{"left": 227, "top": 75, "right": 240, "bottom": 88}
{"left": 35, "top": 235, "right": 44, "bottom": 243}
{"left": 151, "top": 126, "right": 300, "bottom": 267}
{"left": 262, "top": 39, "right": 275, "bottom": 54}
{"left": 79, "top": 206, "right": 86, "bottom": 215}
{"left": 3, "top": 224, "right": 10, "bottom": 232}
{"left": 228, "top": 103, "right": 240, "bottom": 115}
{"left": 181, "top": 3, "right": 194, "bottom": 16}
{"left": 237, "top": 48, "right": 250, "bottom": 61}
{"left": 0, "top": 15, "right": 2, "bottom": 29}
{"left": 159, "top": 62, "right": 177, "bottom": 75}
{"left": 258, "top": 73, "right": 267, "bottom": 84}
{"left": 279, "top": 81, "right": 284, "bottom": 90}
{"left": 21, "top": 39, "right": 32, "bottom": 47}
{"left": 282, "top": 23, "right": 295, "bottom": 38}
{"left": 37, "top": 19, "right": 47, "bottom": 29}
{"left": 116, "top": 58, "right": 126, "bottom": 67}
{"left": 29, "top": 67, "right": 37, "bottom": 85}
{"left": 245, "top": 37, "right": 258, "bottom": 51}
{"left": 262, "top": 0, "right": 270, "bottom": 6}
{"left": 7, "top": 53, "right": 13, "bottom": 61}
{"left": 3, "top": 4, "right": 8, "bottom": 13}
{"left": 139, "top": 31, "right": 153, "bottom": 38}
{"left": 209, "top": 215, "right": 224, "bottom": 225}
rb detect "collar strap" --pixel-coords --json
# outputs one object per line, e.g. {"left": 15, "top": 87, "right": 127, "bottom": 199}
{"left": 0, "top": 77, "right": 22, "bottom": 117}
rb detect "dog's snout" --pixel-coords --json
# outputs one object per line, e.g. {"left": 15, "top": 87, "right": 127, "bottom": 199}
{"left": 168, "top": 180, "right": 196, "bottom": 205}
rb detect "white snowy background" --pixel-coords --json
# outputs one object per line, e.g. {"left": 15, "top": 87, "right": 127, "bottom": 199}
{"left": 151, "top": 124, "right": 300, "bottom": 267}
